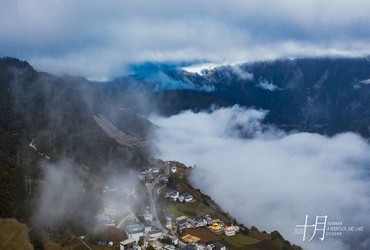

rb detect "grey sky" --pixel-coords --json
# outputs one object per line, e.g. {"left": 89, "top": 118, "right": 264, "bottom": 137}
{"left": 1, "top": 0, "right": 370, "bottom": 78}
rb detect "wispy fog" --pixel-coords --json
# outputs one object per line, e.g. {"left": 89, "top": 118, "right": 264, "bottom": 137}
{"left": 150, "top": 105, "right": 370, "bottom": 250}
{"left": 33, "top": 159, "right": 141, "bottom": 234}
{"left": 34, "top": 160, "right": 95, "bottom": 229}
{"left": 256, "top": 79, "right": 281, "bottom": 91}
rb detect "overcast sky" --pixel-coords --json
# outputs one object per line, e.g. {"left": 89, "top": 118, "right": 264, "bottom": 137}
{"left": 1, "top": 0, "right": 370, "bottom": 78}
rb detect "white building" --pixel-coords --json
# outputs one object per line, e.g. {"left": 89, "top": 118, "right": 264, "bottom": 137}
{"left": 171, "top": 166, "right": 177, "bottom": 173}
{"left": 207, "top": 242, "right": 227, "bottom": 250}
{"left": 179, "top": 193, "right": 194, "bottom": 203}
{"left": 176, "top": 216, "right": 189, "bottom": 231}
{"left": 164, "top": 213, "right": 174, "bottom": 230}
{"left": 140, "top": 208, "right": 153, "bottom": 221}
{"left": 96, "top": 214, "right": 115, "bottom": 226}
{"left": 147, "top": 227, "right": 163, "bottom": 241}
{"left": 151, "top": 167, "right": 161, "bottom": 174}
{"left": 191, "top": 216, "right": 207, "bottom": 228}
{"left": 168, "top": 190, "right": 179, "bottom": 200}
{"left": 224, "top": 226, "right": 236, "bottom": 236}
{"left": 124, "top": 223, "right": 145, "bottom": 242}
{"left": 119, "top": 239, "right": 134, "bottom": 250}
{"left": 183, "top": 193, "right": 194, "bottom": 203}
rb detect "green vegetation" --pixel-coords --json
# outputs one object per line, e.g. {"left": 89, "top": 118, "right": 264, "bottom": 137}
{"left": 165, "top": 201, "right": 229, "bottom": 222}
{"left": 248, "top": 230, "right": 272, "bottom": 240}
{"left": 166, "top": 202, "right": 196, "bottom": 217}
{"left": 219, "top": 234, "right": 261, "bottom": 249}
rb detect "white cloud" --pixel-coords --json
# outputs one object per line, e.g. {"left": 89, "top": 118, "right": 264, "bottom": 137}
{"left": 360, "top": 79, "right": 370, "bottom": 85}
{"left": 182, "top": 63, "right": 220, "bottom": 75}
{"left": 256, "top": 79, "right": 280, "bottom": 91}
{"left": 34, "top": 159, "right": 141, "bottom": 230}
{"left": 35, "top": 160, "right": 87, "bottom": 226}
{"left": 1, "top": 0, "right": 370, "bottom": 78}
{"left": 230, "top": 65, "right": 254, "bottom": 81}
{"left": 150, "top": 106, "right": 370, "bottom": 250}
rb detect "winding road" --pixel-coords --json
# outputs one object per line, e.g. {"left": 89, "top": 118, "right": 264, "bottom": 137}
{"left": 146, "top": 177, "right": 168, "bottom": 233}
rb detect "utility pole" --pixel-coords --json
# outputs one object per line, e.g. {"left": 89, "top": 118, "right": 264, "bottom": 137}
{"left": 24, "top": 176, "right": 33, "bottom": 195}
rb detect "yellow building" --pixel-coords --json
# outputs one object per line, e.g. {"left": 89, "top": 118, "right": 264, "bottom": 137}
{"left": 208, "top": 220, "right": 223, "bottom": 234}
{"left": 181, "top": 234, "right": 201, "bottom": 244}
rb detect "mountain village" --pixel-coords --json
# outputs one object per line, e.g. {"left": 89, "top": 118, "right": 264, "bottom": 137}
{"left": 92, "top": 161, "right": 261, "bottom": 250}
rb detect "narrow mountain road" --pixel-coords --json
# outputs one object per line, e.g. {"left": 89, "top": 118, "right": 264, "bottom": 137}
{"left": 79, "top": 236, "right": 92, "bottom": 250}
{"left": 146, "top": 177, "right": 168, "bottom": 233}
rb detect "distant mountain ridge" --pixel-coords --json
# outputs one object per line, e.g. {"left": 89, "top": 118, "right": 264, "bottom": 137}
{"left": 2, "top": 56, "right": 370, "bottom": 138}
{"left": 137, "top": 58, "right": 370, "bottom": 137}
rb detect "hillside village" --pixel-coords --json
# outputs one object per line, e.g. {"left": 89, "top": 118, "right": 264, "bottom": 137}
{"left": 89, "top": 161, "right": 300, "bottom": 250}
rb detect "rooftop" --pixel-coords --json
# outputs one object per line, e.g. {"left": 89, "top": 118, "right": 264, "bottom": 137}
{"left": 125, "top": 223, "right": 144, "bottom": 234}
{"left": 225, "top": 226, "right": 235, "bottom": 232}
{"left": 181, "top": 234, "right": 201, "bottom": 244}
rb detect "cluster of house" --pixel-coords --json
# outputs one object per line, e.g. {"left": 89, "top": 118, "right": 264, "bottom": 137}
{"left": 207, "top": 218, "right": 237, "bottom": 237}
{"left": 207, "top": 220, "right": 237, "bottom": 237}
{"left": 139, "top": 207, "right": 153, "bottom": 222}
{"left": 164, "top": 213, "right": 238, "bottom": 237}
{"left": 165, "top": 190, "right": 194, "bottom": 203}
{"left": 179, "top": 240, "right": 227, "bottom": 250}
{"left": 118, "top": 209, "right": 233, "bottom": 249}
{"left": 138, "top": 162, "right": 177, "bottom": 184}
{"left": 120, "top": 238, "right": 141, "bottom": 250}
{"left": 98, "top": 162, "right": 239, "bottom": 250}
{"left": 96, "top": 202, "right": 131, "bottom": 227}
{"left": 138, "top": 167, "right": 162, "bottom": 182}
{"left": 121, "top": 220, "right": 169, "bottom": 250}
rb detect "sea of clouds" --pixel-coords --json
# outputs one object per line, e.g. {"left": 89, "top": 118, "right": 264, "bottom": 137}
{"left": 150, "top": 105, "right": 370, "bottom": 250}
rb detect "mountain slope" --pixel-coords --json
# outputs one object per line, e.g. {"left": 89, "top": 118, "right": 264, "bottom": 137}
{"left": 0, "top": 58, "right": 155, "bottom": 222}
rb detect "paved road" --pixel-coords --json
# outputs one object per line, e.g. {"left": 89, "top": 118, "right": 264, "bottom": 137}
{"left": 146, "top": 177, "right": 168, "bottom": 233}
{"left": 165, "top": 162, "right": 170, "bottom": 176}
{"left": 116, "top": 217, "right": 126, "bottom": 229}
{"left": 80, "top": 237, "right": 92, "bottom": 250}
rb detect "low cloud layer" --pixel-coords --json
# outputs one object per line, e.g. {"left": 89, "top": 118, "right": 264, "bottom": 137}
{"left": 34, "top": 160, "right": 96, "bottom": 229}
{"left": 33, "top": 159, "right": 141, "bottom": 233}
{"left": 2, "top": 0, "right": 370, "bottom": 78}
{"left": 150, "top": 106, "right": 370, "bottom": 250}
